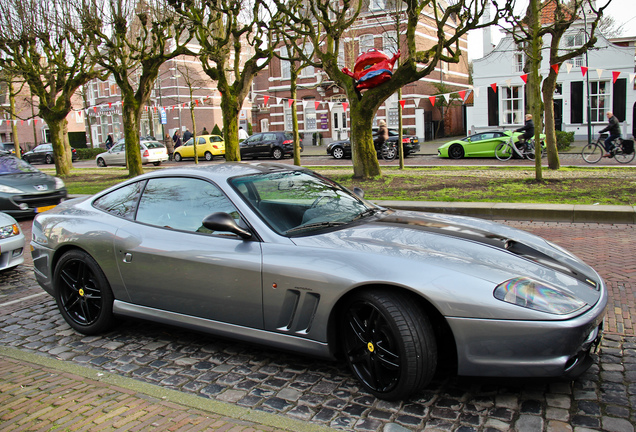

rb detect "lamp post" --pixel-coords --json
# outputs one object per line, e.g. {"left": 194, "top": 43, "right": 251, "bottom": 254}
{"left": 584, "top": 10, "right": 592, "bottom": 144}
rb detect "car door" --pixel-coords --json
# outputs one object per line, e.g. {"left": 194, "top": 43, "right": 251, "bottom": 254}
{"left": 113, "top": 176, "right": 263, "bottom": 328}
{"left": 106, "top": 143, "right": 127, "bottom": 165}
{"left": 240, "top": 134, "right": 261, "bottom": 158}
{"left": 30, "top": 145, "right": 49, "bottom": 164}
{"left": 257, "top": 133, "right": 277, "bottom": 156}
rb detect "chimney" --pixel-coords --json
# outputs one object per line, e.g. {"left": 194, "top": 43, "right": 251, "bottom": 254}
{"left": 482, "top": 2, "right": 493, "bottom": 57}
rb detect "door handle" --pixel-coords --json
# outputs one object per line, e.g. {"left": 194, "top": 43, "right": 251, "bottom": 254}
{"left": 123, "top": 253, "right": 133, "bottom": 263}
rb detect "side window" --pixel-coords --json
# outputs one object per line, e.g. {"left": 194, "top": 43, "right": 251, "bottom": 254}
{"left": 93, "top": 181, "right": 144, "bottom": 219}
{"left": 135, "top": 177, "right": 241, "bottom": 235}
{"left": 198, "top": 137, "right": 206, "bottom": 145}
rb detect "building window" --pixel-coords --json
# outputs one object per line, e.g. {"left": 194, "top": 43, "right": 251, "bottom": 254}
{"left": 501, "top": 86, "right": 523, "bottom": 125}
{"left": 383, "top": 31, "right": 398, "bottom": 55}
{"left": 260, "top": 118, "right": 269, "bottom": 132}
{"left": 370, "top": 0, "right": 385, "bottom": 10}
{"left": 284, "top": 105, "right": 293, "bottom": 130}
{"left": 386, "top": 93, "right": 399, "bottom": 128}
{"left": 303, "top": 99, "right": 317, "bottom": 131}
{"left": 513, "top": 53, "right": 524, "bottom": 73}
{"left": 359, "top": 34, "right": 374, "bottom": 54}
{"left": 300, "top": 44, "right": 315, "bottom": 78}
{"left": 98, "top": 81, "right": 110, "bottom": 98}
{"left": 280, "top": 46, "right": 290, "bottom": 79}
{"left": 590, "top": 81, "right": 608, "bottom": 122}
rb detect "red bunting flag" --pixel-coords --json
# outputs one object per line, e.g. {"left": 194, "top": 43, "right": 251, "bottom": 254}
{"left": 263, "top": 95, "right": 269, "bottom": 105}
{"left": 342, "top": 102, "right": 349, "bottom": 111}
{"left": 490, "top": 83, "right": 497, "bottom": 93}
{"left": 458, "top": 90, "right": 466, "bottom": 102}
{"left": 399, "top": 100, "right": 405, "bottom": 109}
{"left": 108, "top": 102, "right": 112, "bottom": 108}
{"left": 581, "top": 66, "right": 588, "bottom": 77}
{"left": 288, "top": 99, "right": 294, "bottom": 108}
{"left": 551, "top": 64, "right": 560, "bottom": 74}
{"left": 520, "top": 74, "right": 528, "bottom": 83}
{"left": 612, "top": 71, "right": 621, "bottom": 83}
{"left": 93, "top": 107, "right": 98, "bottom": 113}
{"left": 428, "top": 96, "right": 436, "bottom": 106}
{"left": 195, "top": 99, "right": 199, "bottom": 106}
{"left": 34, "top": 119, "right": 38, "bottom": 125}
{"left": 6, "top": 120, "right": 9, "bottom": 126}
{"left": 314, "top": 101, "right": 320, "bottom": 110}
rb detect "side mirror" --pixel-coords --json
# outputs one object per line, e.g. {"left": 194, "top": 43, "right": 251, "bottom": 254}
{"left": 353, "top": 187, "right": 365, "bottom": 198}
{"left": 202, "top": 212, "right": 252, "bottom": 239}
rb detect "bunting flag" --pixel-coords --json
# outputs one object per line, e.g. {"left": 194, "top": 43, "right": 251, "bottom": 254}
{"left": 108, "top": 102, "right": 112, "bottom": 108}
{"left": 458, "top": 90, "right": 466, "bottom": 102}
{"left": 565, "top": 63, "right": 573, "bottom": 74}
{"left": 342, "top": 102, "right": 349, "bottom": 111}
{"left": 551, "top": 64, "right": 560, "bottom": 75}
{"left": 288, "top": 99, "right": 294, "bottom": 108}
{"left": 581, "top": 66, "right": 588, "bottom": 77}
{"left": 630, "top": 74, "right": 636, "bottom": 84}
{"left": 442, "top": 94, "right": 450, "bottom": 103}
{"left": 263, "top": 95, "right": 269, "bottom": 105}
{"left": 596, "top": 69, "right": 603, "bottom": 79}
{"left": 328, "top": 102, "right": 335, "bottom": 111}
{"left": 428, "top": 96, "right": 436, "bottom": 106}
{"left": 194, "top": 99, "right": 199, "bottom": 106}
{"left": 474, "top": 87, "right": 480, "bottom": 98}
{"left": 413, "top": 97, "right": 421, "bottom": 107}
{"left": 520, "top": 74, "right": 528, "bottom": 83}
{"left": 490, "top": 83, "right": 497, "bottom": 93}
{"left": 314, "top": 101, "right": 320, "bottom": 110}
{"left": 612, "top": 71, "right": 621, "bottom": 83}
{"left": 504, "top": 79, "right": 512, "bottom": 88}
{"left": 399, "top": 100, "right": 405, "bottom": 109}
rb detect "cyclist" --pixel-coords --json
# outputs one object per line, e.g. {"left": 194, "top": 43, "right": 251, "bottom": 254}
{"left": 514, "top": 113, "right": 534, "bottom": 155}
{"left": 599, "top": 111, "right": 621, "bottom": 157}
{"left": 373, "top": 119, "right": 389, "bottom": 152}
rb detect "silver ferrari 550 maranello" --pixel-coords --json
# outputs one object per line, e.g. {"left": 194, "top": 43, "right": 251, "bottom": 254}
{"left": 31, "top": 162, "right": 607, "bottom": 400}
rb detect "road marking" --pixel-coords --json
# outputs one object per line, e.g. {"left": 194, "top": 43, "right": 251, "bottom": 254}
{"left": 0, "top": 292, "right": 47, "bottom": 308}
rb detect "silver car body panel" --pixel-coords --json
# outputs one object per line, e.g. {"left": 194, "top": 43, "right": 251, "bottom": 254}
{"left": 31, "top": 163, "right": 607, "bottom": 379}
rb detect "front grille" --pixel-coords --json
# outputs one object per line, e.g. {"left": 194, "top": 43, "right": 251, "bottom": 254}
{"left": 13, "top": 190, "right": 66, "bottom": 208}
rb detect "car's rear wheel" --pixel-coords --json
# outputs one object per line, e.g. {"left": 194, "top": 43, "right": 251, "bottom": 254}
{"left": 332, "top": 147, "right": 345, "bottom": 159}
{"left": 153, "top": 161, "right": 161, "bottom": 166}
{"left": 45, "top": 154, "right": 53, "bottom": 164}
{"left": 272, "top": 147, "right": 283, "bottom": 160}
{"left": 341, "top": 289, "right": 437, "bottom": 400}
{"left": 53, "top": 250, "right": 115, "bottom": 335}
{"left": 96, "top": 158, "right": 107, "bottom": 167}
{"left": 174, "top": 152, "right": 182, "bottom": 162}
{"left": 448, "top": 144, "right": 465, "bottom": 159}
{"left": 205, "top": 151, "right": 213, "bottom": 161}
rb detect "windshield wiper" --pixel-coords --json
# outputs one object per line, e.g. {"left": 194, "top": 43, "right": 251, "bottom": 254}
{"left": 286, "top": 221, "right": 346, "bottom": 235}
{"left": 353, "top": 208, "right": 384, "bottom": 221}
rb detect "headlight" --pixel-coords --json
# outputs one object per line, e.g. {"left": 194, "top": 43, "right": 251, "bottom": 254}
{"left": 0, "top": 185, "right": 22, "bottom": 193}
{"left": 0, "top": 223, "right": 20, "bottom": 239}
{"left": 494, "top": 277, "right": 587, "bottom": 315}
{"left": 55, "top": 177, "right": 65, "bottom": 189}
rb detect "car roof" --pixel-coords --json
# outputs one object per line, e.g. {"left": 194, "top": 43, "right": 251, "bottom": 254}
{"left": 132, "top": 162, "right": 309, "bottom": 182}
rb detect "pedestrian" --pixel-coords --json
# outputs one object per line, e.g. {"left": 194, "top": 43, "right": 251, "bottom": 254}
{"left": 105, "top": 134, "right": 113, "bottom": 149}
{"left": 173, "top": 130, "right": 182, "bottom": 148}
{"left": 201, "top": 126, "right": 208, "bottom": 135}
{"left": 164, "top": 133, "right": 174, "bottom": 160}
{"left": 183, "top": 128, "right": 193, "bottom": 142}
{"left": 238, "top": 126, "right": 248, "bottom": 141}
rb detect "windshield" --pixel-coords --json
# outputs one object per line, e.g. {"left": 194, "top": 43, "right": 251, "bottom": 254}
{"left": 0, "top": 155, "right": 40, "bottom": 174}
{"left": 230, "top": 170, "right": 377, "bottom": 236}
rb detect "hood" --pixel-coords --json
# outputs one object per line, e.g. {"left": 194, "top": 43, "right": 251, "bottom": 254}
{"left": 291, "top": 210, "right": 602, "bottom": 306}
{"left": 0, "top": 172, "right": 59, "bottom": 193}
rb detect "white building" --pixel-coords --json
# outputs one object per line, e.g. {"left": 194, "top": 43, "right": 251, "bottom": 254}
{"left": 467, "top": 17, "right": 636, "bottom": 140}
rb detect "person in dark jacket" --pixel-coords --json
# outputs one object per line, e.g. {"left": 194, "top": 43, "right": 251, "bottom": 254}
{"left": 183, "top": 129, "right": 193, "bottom": 143}
{"left": 514, "top": 114, "right": 534, "bottom": 153}
{"left": 599, "top": 111, "right": 621, "bottom": 157}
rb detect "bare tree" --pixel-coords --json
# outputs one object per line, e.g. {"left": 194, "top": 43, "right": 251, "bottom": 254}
{"left": 169, "top": 0, "right": 287, "bottom": 162}
{"left": 279, "top": 0, "right": 513, "bottom": 179}
{"left": 79, "top": 0, "right": 193, "bottom": 177}
{"left": 0, "top": 0, "right": 102, "bottom": 176}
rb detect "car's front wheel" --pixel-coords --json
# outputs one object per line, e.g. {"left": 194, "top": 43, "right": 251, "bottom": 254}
{"left": 45, "top": 154, "right": 53, "bottom": 164}
{"left": 173, "top": 152, "right": 182, "bottom": 162}
{"left": 332, "top": 146, "right": 345, "bottom": 159}
{"left": 341, "top": 289, "right": 437, "bottom": 400}
{"left": 448, "top": 144, "right": 465, "bottom": 159}
{"left": 53, "top": 250, "right": 115, "bottom": 335}
{"left": 96, "top": 158, "right": 107, "bottom": 167}
{"left": 272, "top": 147, "right": 283, "bottom": 160}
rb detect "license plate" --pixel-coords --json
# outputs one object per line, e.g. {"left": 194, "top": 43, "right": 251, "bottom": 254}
{"left": 36, "top": 205, "right": 57, "bottom": 213}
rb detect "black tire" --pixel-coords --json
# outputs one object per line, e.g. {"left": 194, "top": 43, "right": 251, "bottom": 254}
{"left": 153, "top": 161, "right": 161, "bottom": 166}
{"left": 272, "top": 147, "right": 283, "bottom": 160}
{"left": 332, "top": 146, "right": 345, "bottom": 159}
{"left": 53, "top": 250, "right": 115, "bottom": 335}
{"left": 495, "top": 142, "right": 513, "bottom": 161}
{"left": 204, "top": 151, "right": 213, "bottom": 161}
{"left": 96, "top": 158, "right": 107, "bottom": 167}
{"left": 45, "top": 154, "right": 53, "bottom": 164}
{"left": 581, "top": 143, "right": 602, "bottom": 164}
{"left": 381, "top": 144, "right": 396, "bottom": 161}
{"left": 174, "top": 152, "right": 182, "bottom": 162}
{"left": 341, "top": 289, "right": 437, "bottom": 400}
{"left": 615, "top": 148, "right": 635, "bottom": 164}
{"left": 448, "top": 144, "right": 464, "bottom": 159}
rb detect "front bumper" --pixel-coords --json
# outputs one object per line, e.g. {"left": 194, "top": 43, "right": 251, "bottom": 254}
{"left": 447, "top": 287, "right": 607, "bottom": 378}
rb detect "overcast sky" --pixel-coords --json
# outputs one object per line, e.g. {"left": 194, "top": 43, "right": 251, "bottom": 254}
{"left": 467, "top": 0, "right": 636, "bottom": 60}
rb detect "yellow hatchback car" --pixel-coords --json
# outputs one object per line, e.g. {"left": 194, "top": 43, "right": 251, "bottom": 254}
{"left": 173, "top": 135, "right": 225, "bottom": 162}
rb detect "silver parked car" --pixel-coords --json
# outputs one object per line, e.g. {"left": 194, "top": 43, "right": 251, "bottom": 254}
{"left": 31, "top": 163, "right": 606, "bottom": 400}
{"left": 96, "top": 140, "right": 168, "bottom": 167}
{"left": 0, "top": 212, "right": 25, "bottom": 271}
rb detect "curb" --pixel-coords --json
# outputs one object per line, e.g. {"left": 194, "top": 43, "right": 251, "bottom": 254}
{"left": 375, "top": 201, "right": 636, "bottom": 224}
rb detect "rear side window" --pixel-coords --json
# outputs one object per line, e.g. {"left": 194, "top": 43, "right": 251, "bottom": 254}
{"left": 93, "top": 181, "right": 144, "bottom": 219}
{"left": 283, "top": 133, "right": 294, "bottom": 140}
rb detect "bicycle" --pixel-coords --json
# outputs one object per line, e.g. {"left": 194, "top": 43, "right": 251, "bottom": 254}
{"left": 375, "top": 140, "right": 397, "bottom": 161}
{"left": 495, "top": 133, "right": 540, "bottom": 161}
{"left": 581, "top": 134, "right": 635, "bottom": 164}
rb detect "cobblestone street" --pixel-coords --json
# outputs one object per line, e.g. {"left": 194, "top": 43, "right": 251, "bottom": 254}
{"left": 0, "top": 219, "right": 634, "bottom": 431}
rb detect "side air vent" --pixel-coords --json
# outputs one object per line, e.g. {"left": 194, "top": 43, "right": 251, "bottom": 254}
{"left": 276, "top": 290, "right": 320, "bottom": 334}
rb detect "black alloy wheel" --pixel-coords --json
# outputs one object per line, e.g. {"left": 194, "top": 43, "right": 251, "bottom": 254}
{"left": 45, "top": 154, "right": 53, "bottom": 164}
{"left": 341, "top": 289, "right": 437, "bottom": 400}
{"left": 272, "top": 147, "right": 283, "bottom": 160}
{"left": 448, "top": 144, "right": 465, "bottom": 159}
{"left": 53, "top": 250, "right": 115, "bottom": 335}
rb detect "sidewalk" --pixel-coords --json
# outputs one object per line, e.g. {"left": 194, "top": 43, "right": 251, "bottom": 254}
{"left": 0, "top": 347, "right": 334, "bottom": 432}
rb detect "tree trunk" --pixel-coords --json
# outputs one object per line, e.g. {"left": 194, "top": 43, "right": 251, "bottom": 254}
{"left": 527, "top": 0, "right": 543, "bottom": 182}
{"left": 542, "top": 71, "right": 560, "bottom": 170}
{"left": 190, "top": 106, "right": 198, "bottom": 163}
{"left": 221, "top": 92, "right": 240, "bottom": 161}
{"left": 9, "top": 83, "right": 20, "bottom": 156}
{"left": 46, "top": 118, "right": 72, "bottom": 177}
{"left": 290, "top": 70, "right": 301, "bottom": 166}
{"left": 350, "top": 99, "right": 381, "bottom": 179}
{"left": 121, "top": 100, "right": 144, "bottom": 177}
